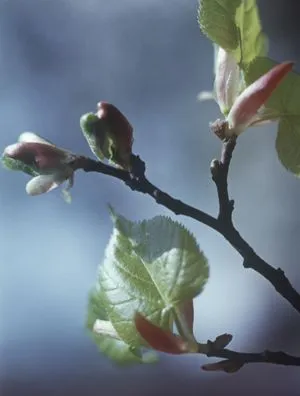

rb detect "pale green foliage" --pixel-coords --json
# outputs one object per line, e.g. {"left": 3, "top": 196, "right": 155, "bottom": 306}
{"left": 198, "top": 0, "right": 300, "bottom": 178}
{"left": 198, "top": 0, "right": 267, "bottom": 67}
{"left": 80, "top": 113, "right": 105, "bottom": 161}
{"left": 245, "top": 57, "right": 300, "bottom": 176}
{"left": 234, "top": 0, "right": 268, "bottom": 65}
{"left": 87, "top": 290, "right": 147, "bottom": 364}
{"left": 87, "top": 210, "right": 209, "bottom": 364}
{"left": 198, "top": 0, "right": 241, "bottom": 51}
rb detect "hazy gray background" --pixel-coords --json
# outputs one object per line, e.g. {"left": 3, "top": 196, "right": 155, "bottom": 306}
{"left": 1, "top": 0, "right": 300, "bottom": 395}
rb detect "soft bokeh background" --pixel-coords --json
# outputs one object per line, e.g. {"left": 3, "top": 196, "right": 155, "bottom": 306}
{"left": 1, "top": 0, "right": 300, "bottom": 395}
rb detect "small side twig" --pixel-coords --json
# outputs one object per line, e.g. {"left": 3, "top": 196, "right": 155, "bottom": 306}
{"left": 210, "top": 348, "right": 300, "bottom": 366}
{"left": 197, "top": 335, "right": 300, "bottom": 372}
{"left": 201, "top": 345, "right": 300, "bottom": 372}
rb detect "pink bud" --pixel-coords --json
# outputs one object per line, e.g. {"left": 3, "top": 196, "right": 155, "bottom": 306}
{"left": 4, "top": 142, "right": 69, "bottom": 172}
{"left": 134, "top": 313, "right": 188, "bottom": 354}
{"left": 215, "top": 47, "right": 240, "bottom": 114}
{"left": 3, "top": 133, "right": 75, "bottom": 197}
{"left": 25, "top": 172, "right": 71, "bottom": 196}
{"left": 97, "top": 102, "right": 133, "bottom": 169}
{"left": 227, "top": 61, "right": 294, "bottom": 135}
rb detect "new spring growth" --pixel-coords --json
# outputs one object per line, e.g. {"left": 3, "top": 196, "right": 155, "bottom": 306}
{"left": 212, "top": 49, "right": 293, "bottom": 138}
{"left": 80, "top": 102, "right": 133, "bottom": 170}
{"left": 226, "top": 61, "right": 294, "bottom": 135}
{"left": 2, "top": 132, "right": 76, "bottom": 197}
{"left": 215, "top": 47, "right": 240, "bottom": 115}
{"left": 134, "top": 313, "right": 189, "bottom": 355}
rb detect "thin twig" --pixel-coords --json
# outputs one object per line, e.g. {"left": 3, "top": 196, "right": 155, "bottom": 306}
{"left": 198, "top": 335, "right": 300, "bottom": 371}
{"left": 210, "top": 348, "right": 300, "bottom": 366}
{"left": 201, "top": 345, "right": 300, "bottom": 372}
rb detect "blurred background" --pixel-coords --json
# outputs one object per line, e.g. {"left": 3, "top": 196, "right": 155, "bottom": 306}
{"left": 1, "top": 0, "right": 300, "bottom": 395}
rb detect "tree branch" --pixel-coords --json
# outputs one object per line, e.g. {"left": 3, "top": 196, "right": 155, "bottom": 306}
{"left": 212, "top": 348, "right": 300, "bottom": 366}
{"left": 71, "top": 150, "right": 300, "bottom": 314}
{"left": 210, "top": 136, "right": 300, "bottom": 313}
{"left": 201, "top": 345, "right": 300, "bottom": 372}
{"left": 197, "top": 334, "right": 300, "bottom": 371}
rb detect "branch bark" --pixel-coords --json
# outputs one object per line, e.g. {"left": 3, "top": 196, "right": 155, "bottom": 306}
{"left": 201, "top": 346, "right": 300, "bottom": 372}
{"left": 71, "top": 149, "right": 300, "bottom": 315}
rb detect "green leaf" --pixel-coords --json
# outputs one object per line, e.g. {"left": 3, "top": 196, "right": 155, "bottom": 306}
{"left": 100, "top": 212, "right": 209, "bottom": 348}
{"left": 80, "top": 113, "right": 105, "bottom": 161}
{"left": 87, "top": 290, "right": 147, "bottom": 365}
{"left": 198, "top": 0, "right": 267, "bottom": 67}
{"left": 245, "top": 57, "right": 300, "bottom": 176}
{"left": 276, "top": 118, "right": 300, "bottom": 176}
{"left": 198, "top": 0, "right": 241, "bottom": 51}
{"left": 234, "top": 0, "right": 268, "bottom": 65}
{"left": 2, "top": 155, "right": 39, "bottom": 177}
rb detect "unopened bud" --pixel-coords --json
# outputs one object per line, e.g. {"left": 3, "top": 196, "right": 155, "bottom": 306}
{"left": 227, "top": 61, "right": 294, "bottom": 135}
{"left": 210, "top": 159, "right": 220, "bottom": 178}
{"left": 80, "top": 102, "right": 133, "bottom": 170}
{"left": 2, "top": 132, "right": 75, "bottom": 197}
{"left": 215, "top": 47, "right": 240, "bottom": 115}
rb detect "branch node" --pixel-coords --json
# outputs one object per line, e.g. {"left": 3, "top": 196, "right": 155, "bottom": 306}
{"left": 130, "top": 154, "right": 146, "bottom": 178}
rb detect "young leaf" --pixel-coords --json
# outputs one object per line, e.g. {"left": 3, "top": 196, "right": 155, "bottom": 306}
{"left": 198, "top": 0, "right": 241, "bottom": 52}
{"left": 87, "top": 290, "right": 149, "bottom": 365}
{"left": 198, "top": 0, "right": 267, "bottom": 67}
{"left": 2, "top": 155, "right": 39, "bottom": 176}
{"left": 134, "top": 313, "right": 188, "bottom": 354}
{"left": 276, "top": 118, "right": 300, "bottom": 177}
{"left": 234, "top": 0, "right": 268, "bottom": 65}
{"left": 244, "top": 57, "right": 300, "bottom": 176}
{"left": 99, "top": 212, "right": 209, "bottom": 348}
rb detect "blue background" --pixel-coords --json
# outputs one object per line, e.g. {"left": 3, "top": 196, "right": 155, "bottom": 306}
{"left": 1, "top": 0, "right": 300, "bottom": 395}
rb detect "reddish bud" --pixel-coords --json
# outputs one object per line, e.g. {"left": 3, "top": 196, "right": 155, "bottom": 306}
{"left": 80, "top": 102, "right": 133, "bottom": 169}
{"left": 4, "top": 142, "right": 69, "bottom": 173}
{"left": 227, "top": 61, "right": 294, "bottom": 135}
{"left": 134, "top": 313, "right": 188, "bottom": 355}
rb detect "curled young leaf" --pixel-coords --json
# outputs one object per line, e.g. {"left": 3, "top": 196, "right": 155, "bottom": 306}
{"left": 134, "top": 313, "right": 188, "bottom": 354}
{"left": 227, "top": 61, "right": 294, "bottom": 135}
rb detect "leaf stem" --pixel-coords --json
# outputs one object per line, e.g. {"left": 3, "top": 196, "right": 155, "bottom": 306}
{"left": 173, "top": 306, "right": 198, "bottom": 353}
